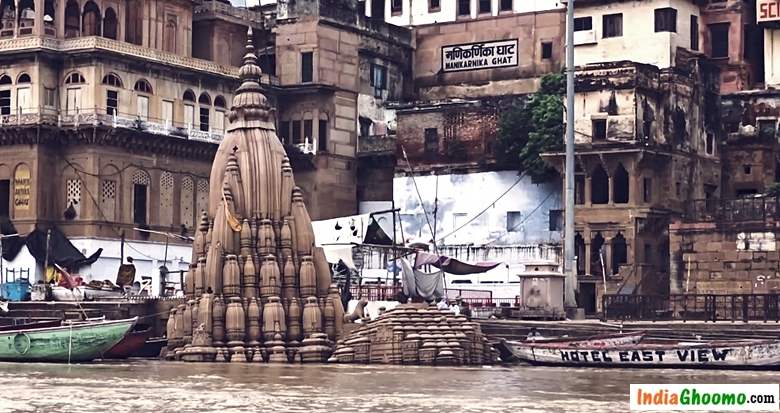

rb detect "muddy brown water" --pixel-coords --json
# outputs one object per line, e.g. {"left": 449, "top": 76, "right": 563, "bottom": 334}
{"left": 0, "top": 361, "right": 776, "bottom": 412}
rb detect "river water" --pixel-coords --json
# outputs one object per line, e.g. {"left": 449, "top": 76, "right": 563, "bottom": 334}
{"left": 0, "top": 361, "right": 776, "bottom": 412}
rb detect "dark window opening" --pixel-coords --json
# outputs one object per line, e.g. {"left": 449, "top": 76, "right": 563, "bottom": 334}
{"left": 292, "top": 120, "right": 302, "bottom": 144}
{"left": 478, "top": 0, "right": 490, "bottom": 14}
{"left": 371, "top": 0, "right": 384, "bottom": 19}
{"left": 575, "top": 175, "right": 585, "bottom": 204}
{"left": 654, "top": 8, "right": 677, "bottom": 33}
{"left": 613, "top": 163, "right": 629, "bottom": 204}
{"left": 541, "top": 42, "right": 552, "bottom": 59}
{"left": 391, "top": 0, "right": 402, "bottom": 13}
{"left": 737, "top": 188, "right": 758, "bottom": 197}
{"left": 0, "top": 90, "right": 10, "bottom": 116}
{"left": 133, "top": 183, "right": 147, "bottom": 225}
{"left": 758, "top": 119, "right": 776, "bottom": 140}
{"left": 592, "top": 119, "right": 607, "bottom": 141}
{"left": 591, "top": 165, "right": 609, "bottom": 204}
{"left": 644, "top": 243, "right": 653, "bottom": 265}
{"left": 506, "top": 211, "right": 522, "bottom": 232}
{"left": 690, "top": 15, "right": 699, "bottom": 51}
{"left": 457, "top": 0, "right": 470, "bottom": 16}
{"left": 676, "top": 182, "right": 682, "bottom": 197}
{"left": 591, "top": 232, "right": 605, "bottom": 277}
{"left": 280, "top": 121, "right": 290, "bottom": 145}
{"left": 743, "top": 164, "right": 752, "bottom": 175}
{"left": 575, "top": 233, "right": 585, "bottom": 275}
{"left": 359, "top": 117, "right": 372, "bottom": 138}
{"left": 318, "top": 119, "right": 328, "bottom": 152}
{"left": 776, "top": 161, "right": 780, "bottom": 183}
{"left": 500, "top": 0, "right": 512, "bottom": 11}
{"left": 611, "top": 233, "right": 627, "bottom": 275}
{"left": 303, "top": 119, "right": 313, "bottom": 144}
{"left": 424, "top": 128, "right": 439, "bottom": 158}
{"left": 705, "top": 132, "right": 715, "bottom": 155}
{"left": 643, "top": 177, "right": 652, "bottom": 203}
{"left": 429, "top": 0, "right": 440, "bottom": 11}
{"left": 0, "top": 179, "right": 9, "bottom": 218}
{"left": 301, "top": 52, "right": 313, "bottom": 83}
{"left": 549, "top": 209, "right": 563, "bottom": 231}
{"left": 573, "top": 16, "right": 592, "bottom": 31}
{"left": 199, "top": 107, "right": 209, "bottom": 132}
{"left": 371, "top": 64, "right": 388, "bottom": 91}
{"left": 106, "top": 90, "right": 118, "bottom": 116}
{"left": 259, "top": 54, "right": 276, "bottom": 76}
{"left": 602, "top": 13, "right": 623, "bottom": 38}
{"left": 709, "top": 23, "right": 729, "bottom": 58}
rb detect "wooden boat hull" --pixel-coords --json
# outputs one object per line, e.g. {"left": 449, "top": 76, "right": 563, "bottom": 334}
{"left": 51, "top": 286, "right": 124, "bottom": 302}
{"left": 0, "top": 318, "right": 62, "bottom": 332}
{"left": 0, "top": 317, "right": 137, "bottom": 362}
{"left": 103, "top": 325, "right": 153, "bottom": 359}
{"left": 502, "top": 338, "right": 780, "bottom": 369}
{"left": 497, "top": 332, "right": 644, "bottom": 362}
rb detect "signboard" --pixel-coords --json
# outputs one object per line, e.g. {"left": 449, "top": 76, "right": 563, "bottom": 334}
{"left": 441, "top": 39, "right": 518, "bottom": 73}
{"left": 758, "top": 0, "right": 780, "bottom": 22}
{"left": 13, "top": 164, "right": 30, "bottom": 211}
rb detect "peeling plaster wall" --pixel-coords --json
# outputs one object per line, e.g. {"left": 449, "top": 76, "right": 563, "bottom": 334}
{"left": 573, "top": 0, "right": 699, "bottom": 69}
{"left": 393, "top": 171, "right": 562, "bottom": 246}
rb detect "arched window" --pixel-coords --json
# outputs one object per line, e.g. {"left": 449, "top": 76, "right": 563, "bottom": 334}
{"left": 17, "top": 73, "right": 30, "bottom": 84}
{"left": 125, "top": 0, "right": 142, "bottom": 45}
{"left": 0, "top": 74, "right": 12, "bottom": 85}
{"left": 134, "top": 79, "right": 153, "bottom": 94}
{"left": 183, "top": 90, "right": 196, "bottom": 102}
{"left": 16, "top": 73, "right": 31, "bottom": 114}
{"left": 591, "top": 232, "right": 605, "bottom": 277}
{"left": 17, "top": 0, "right": 34, "bottom": 34}
{"left": 591, "top": 165, "right": 609, "bottom": 204}
{"left": 65, "top": 177, "right": 82, "bottom": 219}
{"left": 0, "top": 74, "right": 10, "bottom": 116}
{"left": 214, "top": 95, "right": 226, "bottom": 109}
{"left": 611, "top": 232, "right": 628, "bottom": 276}
{"left": 198, "top": 93, "right": 210, "bottom": 132}
{"left": 102, "top": 73, "right": 122, "bottom": 87}
{"left": 0, "top": 0, "right": 16, "bottom": 37}
{"left": 64, "top": 0, "right": 79, "bottom": 38}
{"left": 103, "top": 7, "right": 117, "bottom": 40}
{"left": 214, "top": 95, "right": 226, "bottom": 133}
{"left": 100, "top": 165, "right": 119, "bottom": 222}
{"left": 183, "top": 90, "right": 196, "bottom": 129}
{"left": 180, "top": 175, "right": 194, "bottom": 229}
{"left": 159, "top": 171, "right": 174, "bottom": 227}
{"left": 64, "top": 72, "right": 85, "bottom": 84}
{"left": 82, "top": 1, "right": 100, "bottom": 36}
{"left": 163, "top": 19, "right": 176, "bottom": 53}
{"left": 613, "top": 163, "right": 629, "bottom": 204}
{"left": 575, "top": 233, "right": 585, "bottom": 275}
{"left": 132, "top": 169, "right": 150, "bottom": 225}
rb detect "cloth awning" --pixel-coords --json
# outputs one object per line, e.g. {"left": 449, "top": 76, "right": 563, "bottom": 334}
{"left": 414, "top": 251, "right": 501, "bottom": 275}
{"left": 400, "top": 257, "right": 444, "bottom": 301}
{"left": 1, "top": 221, "right": 102, "bottom": 271}
{"left": 312, "top": 213, "right": 395, "bottom": 246}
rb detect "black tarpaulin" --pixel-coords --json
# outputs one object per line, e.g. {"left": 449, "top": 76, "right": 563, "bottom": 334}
{"left": 1, "top": 223, "right": 102, "bottom": 271}
{"left": 0, "top": 218, "right": 25, "bottom": 261}
{"left": 363, "top": 217, "right": 393, "bottom": 245}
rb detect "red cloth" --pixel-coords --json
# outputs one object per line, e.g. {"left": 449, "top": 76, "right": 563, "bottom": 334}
{"left": 58, "top": 272, "right": 82, "bottom": 289}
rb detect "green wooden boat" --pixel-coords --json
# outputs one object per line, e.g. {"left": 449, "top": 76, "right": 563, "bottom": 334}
{"left": 0, "top": 317, "right": 137, "bottom": 362}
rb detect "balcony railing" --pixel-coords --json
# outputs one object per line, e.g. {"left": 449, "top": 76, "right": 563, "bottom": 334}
{"left": 602, "top": 293, "right": 780, "bottom": 322}
{"left": 193, "top": 0, "right": 266, "bottom": 24}
{"left": 1, "top": 106, "right": 224, "bottom": 144}
{"left": 0, "top": 36, "right": 279, "bottom": 84}
{"left": 685, "top": 195, "right": 780, "bottom": 223}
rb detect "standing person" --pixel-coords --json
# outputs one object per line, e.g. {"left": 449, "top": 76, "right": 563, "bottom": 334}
{"left": 451, "top": 296, "right": 461, "bottom": 316}
{"left": 436, "top": 297, "right": 449, "bottom": 310}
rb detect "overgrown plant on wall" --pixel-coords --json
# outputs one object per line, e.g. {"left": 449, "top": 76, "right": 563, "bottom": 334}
{"left": 495, "top": 73, "right": 564, "bottom": 181}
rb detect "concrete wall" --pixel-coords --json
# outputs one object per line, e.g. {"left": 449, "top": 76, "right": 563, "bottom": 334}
{"left": 573, "top": 0, "right": 699, "bottom": 69}
{"left": 393, "top": 170, "right": 562, "bottom": 246}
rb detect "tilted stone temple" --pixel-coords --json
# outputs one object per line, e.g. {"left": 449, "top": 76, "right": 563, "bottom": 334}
{"left": 165, "top": 31, "right": 345, "bottom": 363}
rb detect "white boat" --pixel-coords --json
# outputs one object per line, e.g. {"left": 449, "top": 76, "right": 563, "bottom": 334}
{"left": 498, "top": 335, "right": 780, "bottom": 369}
{"left": 497, "top": 331, "right": 645, "bottom": 361}
{"left": 51, "top": 286, "right": 124, "bottom": 301}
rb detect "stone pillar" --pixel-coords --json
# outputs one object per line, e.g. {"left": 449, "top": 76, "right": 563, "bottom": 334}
{"left": 33, "top": 0, "right": 43, "bottom": 36}
{"left": 607, "top": 176, "right": 614, "bottom": 205}
{"left": 585, "top": 176, "right": 592, "bottom": 206}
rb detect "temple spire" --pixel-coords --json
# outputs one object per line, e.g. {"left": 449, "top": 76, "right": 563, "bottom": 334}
{"left": 229, "top": 26, "right": 273, "bottom": 127}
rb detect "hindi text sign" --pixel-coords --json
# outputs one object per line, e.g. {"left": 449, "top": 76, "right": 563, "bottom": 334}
{"left": 442, "top": 39, "right": 519, "bottom": 73}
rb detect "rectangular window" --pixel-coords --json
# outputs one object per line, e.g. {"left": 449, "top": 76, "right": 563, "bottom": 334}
{"left": 541, "top": 42, "right": 552, "bottom": 59}
{"left": 759, "top": 119, "right": 777, "bottom": 140}
{"left": 500, "top": 0, "right": 512, "bottom": 11}
{"left": 424, "top": 128, "right": 438, "bottom": 156}
{"left": 301, "top": 52, "right": 313, "bottom": 83}
{"left": 136, "top": 95, "right": 149, "bottom": 121}
{"left": 359, "top": 117, "right": 372, "bottom": 138}
{"left": 549, "top": 209, "right": 563, "bottom": 231}
{"left": 184, "top": 104, "right": 194, "bottom": 128}
{"left": 370, "top": 64, "right": 388, "bottom": 90}
{"left": 16, "top": 87, "right": 30, "bottom": 114}
{"left": 0, "top": 179, "right": 8, "bottom": 218}
{"left": 710, "top": 23, "right": 729, "bottom": 58}
{"left": 162, "top": 100, "right": 173, "bottom": 126}
{"left": 280, "top": 120, "right": 290, "bottom": 144}
{"left": 214, "top": 110, "right": 225, "bottom": 132}
{"left": 592, "top": 119, "right": 607, "bottom": 141}
{"left": 453, "top": 212, "right": 467, "bottom": 231}
{"left": 44, "top": 88, "right": 56, "bottom": 108}
{"left": 391, "top": 0, "right": 402, "bottom": 13}
{"left": 690, "top": 15, "right": 699, "bottom": 51}
{"left": 66, "top": 88, "right": 81, "bottom": 115}
{"left": 106, "top": 90, "right": 118, "bottom": 116}
{"left": 199, "top": 107, "right": 210, "bottom": 132}
{"left": 303, "top": 119, "right": 313, "bottom": 143}
{"left": 292, "top": 120, "right": 302, "bottom": 144}
{"left": 478, "top": 0, "right": 490, "bottom": 14}
{"left": 643, "top": 177, "right": 652, "bottom": 202}
{"left": 573, "top": 16, "right": 592, "bottom": 31}
{"left": 602, "top": 13, "right": 622, "bottom": 38}
{"left": 318, "top": 119, "right": 328, "bottom": 152}
{"left": 575, "top": 175, "right": 585, "bottom": 205}
{"left": 654, "top": 8, "right": 677, "bottom": 33}
{"left": 133, "top": 183, "right": 147, "bottom": 225}
{"left": 0, "top": 90, "right": 10, "bottom": 116}
{"left": 457, "top": 0, "right": 470, "bottom": 16}
{"left": 506, "top": 211, "right": 522, "bottom": 232}
{"left": 429, "top": 0, "right": 440, "bottom": 11}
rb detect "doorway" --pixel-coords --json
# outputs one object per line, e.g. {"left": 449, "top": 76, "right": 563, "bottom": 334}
{"left": 578, "top": 281, "right": 597, "bottom": 315}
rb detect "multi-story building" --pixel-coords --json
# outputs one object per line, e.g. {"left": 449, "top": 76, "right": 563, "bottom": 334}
{"left": 0, "top": 0, "right": 411, "bottom": 293}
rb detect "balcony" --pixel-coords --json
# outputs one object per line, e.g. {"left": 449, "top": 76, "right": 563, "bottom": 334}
{"left": 357, "top": 134, "right": 396, "bottom": 156}
{"left": 0, "top": 36, "right": 279, "bottom": 83}
{"left": 193, "top": 0, "right": 269, "bottom": 25}
{"left": 0, "top": 106, "right": 224, "bottom": 144}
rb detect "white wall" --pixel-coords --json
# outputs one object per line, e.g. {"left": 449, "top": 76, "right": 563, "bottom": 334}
{"left": 370, "top": 0, "right": 562, "bottom": 27}
{"left": 1, "top": 246, "right": 41, "bottom": 283}
{"left": 765, "top": 28, "right": 780, "bottom": 88}
{"left": 394, "top": 171, "right": 562, "bottom": 246}
{"left": 573, "top": 0, "right": 699, "bottom": 69}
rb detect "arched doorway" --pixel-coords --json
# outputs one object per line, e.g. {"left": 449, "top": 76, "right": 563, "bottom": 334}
{"left": 613, "top": 163, "right": 629, "bottom": 204}
{"left": 611, "top": 232, "right": 627, "bottom": 275}
{"left": 102, "top": 7, "right": 117, "bottom": 39}
{"left": 575, "top": 232, "right": 585, "bottom": 275}
{"left": 591, "top": 232, "right": 605, "bottom": 277}
{"left": 82, "top": 1, "right": 100, "bottom": 36}
{"left": 591, "top": 165, "right": 609, "bottom": 204}
{"left": 64, "top": 0, "right": 79, "bottom": 38}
